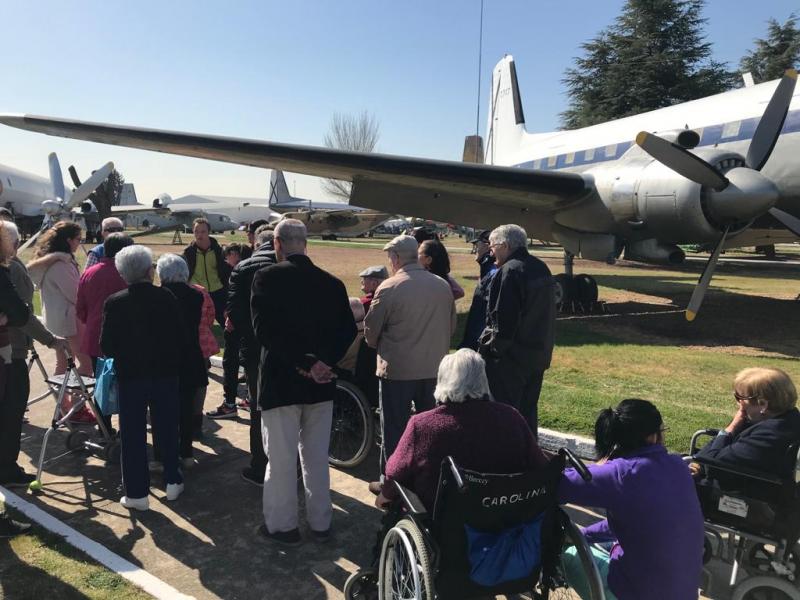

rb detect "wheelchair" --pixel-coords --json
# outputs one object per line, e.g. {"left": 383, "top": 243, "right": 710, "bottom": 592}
{"left": 344, "top": 449, "right": 606, "bottom": 600}
{"left": 690, "top": 429, "right": 800, "bottom": 599}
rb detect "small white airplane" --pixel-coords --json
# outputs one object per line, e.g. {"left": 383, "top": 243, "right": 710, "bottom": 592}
{"left": 1, "top": 56, "right": 797, "bottom": 319}
{"left": 112, "top": 193, "right": 238, "bottom": 234}
{"left": 159, "top": 193, "right": 281, "bottom": 227}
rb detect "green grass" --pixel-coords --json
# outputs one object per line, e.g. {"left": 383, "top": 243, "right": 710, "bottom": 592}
{"left": 0, "top": 504, "right": 152, "bottom": 599}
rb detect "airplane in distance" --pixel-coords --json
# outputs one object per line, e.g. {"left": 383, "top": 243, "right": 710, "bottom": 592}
{"left": 267, "top": 169, "right": 391, "bottom": 239}
{"left": 112, "top": 193, "right": 237, "bottom": 235}
{"left": 2, "top": 56, "right": 797, "bottom": 319}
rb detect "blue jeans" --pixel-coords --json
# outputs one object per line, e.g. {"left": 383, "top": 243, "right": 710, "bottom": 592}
{"left": 119, "top": 376, "right": 182, "bottom": 499}
{"left": 563, "top": 543, "right": 618, "bottom": 600}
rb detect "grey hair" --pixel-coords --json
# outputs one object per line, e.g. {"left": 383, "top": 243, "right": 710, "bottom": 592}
{"left": 489, "top": 224, "right": 528, "bottom": 252}
{"left": 115, "top": 245, "right": 153, "bottom": 284}
{"left": 254, "top": 226, "right": 274, "bottom": 247}
{"left": 434, "top": 349, "right": 491, "bottom": 404}
{"left": 102, "top": 217, "right": 124, "bottom": 231}
{"left": 274, "top": 218, "right": 306, "bottom": 252}
{"left": 156, "top": 253, "right": 189, "bottom": 283}
{"left": 3, "top": 221, "right": 19, "bottom": 246}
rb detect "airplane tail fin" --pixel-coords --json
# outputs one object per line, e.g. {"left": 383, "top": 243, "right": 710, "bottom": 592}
{"left": 485, "top": 55, "right": 527, "bottom": 165}
{"left": 48, "top": 153, "right": 65, "bottom": 200}
{"left": 268, "top": 170, "right": 292, "bottom": 207}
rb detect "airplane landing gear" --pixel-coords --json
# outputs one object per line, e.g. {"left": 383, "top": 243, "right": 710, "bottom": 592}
{"left": 556, "top": 252, "right": 604, "bottom": 313}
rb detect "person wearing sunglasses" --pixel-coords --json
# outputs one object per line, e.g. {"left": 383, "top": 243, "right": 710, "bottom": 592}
{"left": 694, "top": 367, "right": 800, "bottom": 481}
{"left": 85, "top": 217, "right": 125, "bottom": 269}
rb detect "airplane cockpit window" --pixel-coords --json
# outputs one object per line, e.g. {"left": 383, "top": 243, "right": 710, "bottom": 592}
{"left": 721, "top": 120, "right": 741, "bottom": 140}
{"left": 547, "top": 155, "right": 557, "bottom": 168}
{"left": 533, "top": 159, "right": 541, "bottom": 169}
{"left": 584, "top": 147, "right": 595, "bottom": 161}
{"left": 565, "top": 152, "right": 575, "bottom": 165}
{"left": 605, "top": 144, "right": 617, "bottom": 158}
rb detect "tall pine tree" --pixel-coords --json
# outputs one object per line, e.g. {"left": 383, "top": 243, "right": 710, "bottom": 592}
{"left": 561, "top": 0, "right": 735, "bottom": 129}
{"left": 740, "top": 13, "right": 800, "bottom": 83}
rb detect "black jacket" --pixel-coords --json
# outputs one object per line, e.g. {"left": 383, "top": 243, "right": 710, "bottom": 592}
{"left": 226, "top": 246, "right": 277, "bottom": 364}
{"left": 459, "top": 253, "right": 497, "bottom": 350}
{"left": 100, "top": 283, "right": 184, "bottom": 380}
{"left": 161, "top": 282, "right": 208, "bottom": 388}
{"left": 251, "top": 254, "right": 356, "bottom": 411}
{"left": 0, "top": 266, "right": 31, "bottom": 328}
{"left": 479, "top": 247, "right": 555, "bottom": 373}
{"left": 182, "top": 237, "right": 232, "bottom": 289}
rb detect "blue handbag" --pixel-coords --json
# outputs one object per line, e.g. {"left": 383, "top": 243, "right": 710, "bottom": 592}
{"left": 94, "top": 358, "right": 119, "bottom": 416}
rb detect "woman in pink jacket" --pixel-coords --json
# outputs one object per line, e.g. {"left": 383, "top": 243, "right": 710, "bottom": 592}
{"left": 190, "top": 282, "right": 218, "bottom": 440}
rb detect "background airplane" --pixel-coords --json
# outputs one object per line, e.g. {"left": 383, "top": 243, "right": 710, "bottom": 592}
{"left": 2, "top": 57, "right": 797, "bottom": 318}
{"left": 112, "top": 193, "right": 236, "bottom": 234}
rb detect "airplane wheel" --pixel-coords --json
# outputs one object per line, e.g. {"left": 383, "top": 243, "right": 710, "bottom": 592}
{"left": 574, "top": 274, "right": 598, "bottom": 305}
{"left": 554, "top": 274, "right": 575, "bottom": 306}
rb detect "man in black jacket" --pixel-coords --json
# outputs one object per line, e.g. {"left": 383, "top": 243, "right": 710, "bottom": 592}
{"left": 251, "top": 219, "right": 356, "bottom": 545}
{"left": 479, "top": 224, "right": 555, "bottom": 437}
{"left": 225, "top": 225, "right": 276, "bottom": 486}
{"left": 182, "top": 218, "right": 231, "bottom": 326}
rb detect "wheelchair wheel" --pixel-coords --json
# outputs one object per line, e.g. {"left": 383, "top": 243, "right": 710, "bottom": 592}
{"left": 539, "top": 513, "right": 605, "bottom": 600}
{"left": 731, "top": 575, "right": 800, "bottom": 599}
{"left": 344, "top": 567, "right": 378, "bottom": 600}
{"left": 378, "top": 518, "right": 433, "bottom": 600}
{"left": 330, "top": 380, "right": 374, "bottom": 468}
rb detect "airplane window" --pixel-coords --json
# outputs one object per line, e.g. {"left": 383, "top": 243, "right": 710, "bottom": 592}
{"left": 721, "top": 121, "right": 741, "bottom": 139}
{"left": 565, "top": 152, "right": 575, "bottom": 165}
{"left": 584, "top": 147, "right": 595, "bottom": 161}
{"left": 605, "top": 144, "right": 617, "bottom": 158}
{"left": 547, "top": 155, "right": 557, "bottom": 167}
{"left": 533, "top": 159, "right": 541, "bottom": 169}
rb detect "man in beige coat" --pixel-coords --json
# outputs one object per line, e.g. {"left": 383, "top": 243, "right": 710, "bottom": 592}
{"left": 364, "top": 235, "right": 456, "bottom": 483}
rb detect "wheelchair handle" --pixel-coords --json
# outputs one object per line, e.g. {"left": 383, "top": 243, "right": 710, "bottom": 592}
{"left": 689, "top": 428, "right": 720, "bottom": 455}
{"left": 445, "top": 456, "right": 467, "bottom": 492}
{"left": 560, "top": 448, "right": 592, "bottom": 482}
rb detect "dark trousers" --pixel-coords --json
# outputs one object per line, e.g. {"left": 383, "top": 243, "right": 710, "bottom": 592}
{"left": 485, "top": 360, "right": 544, "bottom": 437}
{"left": 119, "top": 376, "right": 181, "bottom": 499}
{"left": 153, "top": 381, "right": 195, "bottom": 460}
{"left": 245, "top": 358, "right": 267, "bottom": 476}
{"left": 0, "top": 360, "right": 28, "bottom": 479}
{"left": 210, "top": 288, "right": 227, "bottom": 328}
{"left": 379, "top": 378, "right": 436, "bottom": 473}
{"left": 222, "top": 329, "right": 241, "bottom": 406}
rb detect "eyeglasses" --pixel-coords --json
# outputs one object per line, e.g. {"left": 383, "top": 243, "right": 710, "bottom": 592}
{"left": 488, "top": 241, "right": 505, "bottom": 249}
{"left": 734, "top": 391, "right": 757, "bottom": 403}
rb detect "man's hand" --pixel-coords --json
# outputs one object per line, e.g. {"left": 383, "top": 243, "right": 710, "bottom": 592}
{"left": 309, "top": 360, "right": 334, "bottom": 384}
{"left": 375, "top": 491, "right": 392, "bottom": 510}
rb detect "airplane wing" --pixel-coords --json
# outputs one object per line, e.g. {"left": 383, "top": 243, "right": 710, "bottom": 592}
{"left": 0, "top": 115, "right": 593, "bottom": 228}
{"left": 111, "top": 205, "right": 170, "bottom": 214}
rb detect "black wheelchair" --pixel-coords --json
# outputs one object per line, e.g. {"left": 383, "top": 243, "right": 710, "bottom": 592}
{"left": 344, "top": 449, "right": 606, "bottom": 600}
{"left": 690, "top": 429, "right": 800, "bottom": 599}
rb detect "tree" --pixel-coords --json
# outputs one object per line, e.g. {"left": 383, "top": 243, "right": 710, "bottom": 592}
{"left": 323, "top": 111, "right": 380, "bottom": 201}
{"left": 561, "top": 0, "right": 737, "bottom": 129}
{"left": 740, "top": 13, "right": 800, "bottom": 83}
{"left": 89, "top": 169, "right": 125, "bottom": 218}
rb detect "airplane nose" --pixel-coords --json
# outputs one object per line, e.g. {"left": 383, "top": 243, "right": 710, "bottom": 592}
{"left": 705, "top": 167, "right": 779, "bottom": 225}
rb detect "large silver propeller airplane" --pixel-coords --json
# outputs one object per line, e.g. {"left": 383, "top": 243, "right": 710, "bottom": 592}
{"left": 1, "top": 56, "right": 797, "bottom": 319}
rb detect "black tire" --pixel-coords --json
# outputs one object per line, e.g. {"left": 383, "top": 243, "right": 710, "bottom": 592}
{"left": 574, "top": 274, "right": 599, "bottom": 305}
{"left": 329, "top": 380, "right": 374, "bottom": 468}
{"left": 379, "top": 518, "right": 434, "bottom": 600}
{"left": 65, "top": 430, "right": 90, "bottom": 452}
{"left": 731, "top": 575, "right": 800, "bottom": 599}
{"left": 553, "top": 274, "right": 575, "bottom": 306}
{"left": 104, "top": 440, "right": 122, "bottom": 465}
{"left": 343, "top": 567, "right": 379, "bottom": 600}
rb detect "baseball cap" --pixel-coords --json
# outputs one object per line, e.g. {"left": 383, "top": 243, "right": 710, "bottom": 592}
{"left": 358, "top": 265, "right": 389, "bottom": 279}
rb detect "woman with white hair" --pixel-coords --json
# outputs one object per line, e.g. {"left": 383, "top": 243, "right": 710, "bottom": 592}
{"left": 376, "top": 349, "right": 548, "bottom": 511}
{"left": 100, "top": 245, "right": 185, "bottom": 510}
{"left": 155, "top": 254, "right": 208, "bottom": 468}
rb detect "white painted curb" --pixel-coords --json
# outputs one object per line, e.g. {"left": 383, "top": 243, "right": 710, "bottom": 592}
{"left": 538, "top": 427, "right": 596, "bottom": 460}
{"left": 0, "top": 486, "right": 195, "bottom": 600}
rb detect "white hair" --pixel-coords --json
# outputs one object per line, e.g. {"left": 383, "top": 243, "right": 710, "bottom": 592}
{"left": 156, "top": 253, "right": 189, "bottom": 283}
{"left": 115, "top": 245, "right": 153, "bottom": 284}
{"left": 489, "top": 224, "right": 528, "bottom": 252}
{"left": 274, "top": 218, "right": 306, "bottom": 254}
{"left": 434, "top": 349, "right": 491, "bottom": 404}
{"left": 102, "top": 217, "right": 124, "bottom": 231}
{"left": 2, "top": 221, "right": 19, "bottom": 247}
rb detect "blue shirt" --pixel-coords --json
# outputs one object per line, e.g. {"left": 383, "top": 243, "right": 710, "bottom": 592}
{"left": 558, "top": 445, "right": 704, "bottom": 600}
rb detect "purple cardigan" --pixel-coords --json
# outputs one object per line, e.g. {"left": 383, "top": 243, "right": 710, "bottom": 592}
{"left": 558, "top": 445, "right": 704, "bottom": 600}
{"left": 384, "top": 400, "right": 547, "bottom": 510}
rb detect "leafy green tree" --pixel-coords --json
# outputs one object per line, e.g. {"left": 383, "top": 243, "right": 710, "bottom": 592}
{"left": 90, "top": 169, "right": 125, "bottom": 217}
{"left": 561, "top": 0, "right": 736, "bottom": 129}
{"left": 740, "top": 13, "right": 800, "bottom": 83}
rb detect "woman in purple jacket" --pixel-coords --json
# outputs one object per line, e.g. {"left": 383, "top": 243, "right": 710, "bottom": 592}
{"left": 559, "top": 399, "right": 704, "bottom": 600}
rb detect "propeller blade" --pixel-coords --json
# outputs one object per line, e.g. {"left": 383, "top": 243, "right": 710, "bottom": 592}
{"left": 635, "top": 131, "right": 729, "bottom": 191}
{"left": 68, "top": 165, "right": 82, "bottom": 188}
{"left": 685, "top": 227, "right": 729, "bottom": 322}
{"left": 746, "top": 69, "right": 797, "bottom": 171}
{"left": 18, "top": 227, "right": 46, "bottom": 253}
{"left": 48, "top": 153, "right": 65, "bottom": 200}
{"left": 769, "top": 207, "right": 800, "bottom": 238}
{"left": 66, "top": 162, "right": 113, "bottom": 209}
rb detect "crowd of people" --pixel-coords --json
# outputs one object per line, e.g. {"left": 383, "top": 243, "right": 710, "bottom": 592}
{"left": 0, "top": 212, "right": 797, "bottom": 600}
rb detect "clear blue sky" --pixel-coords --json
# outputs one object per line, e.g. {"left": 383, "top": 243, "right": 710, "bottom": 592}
{"left": 0, "top": 0, "right": 796, "bottom": 204}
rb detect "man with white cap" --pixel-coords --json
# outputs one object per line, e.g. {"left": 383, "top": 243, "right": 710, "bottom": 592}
{"left": 364, "top": 235, "right": 456, "bottom": 489}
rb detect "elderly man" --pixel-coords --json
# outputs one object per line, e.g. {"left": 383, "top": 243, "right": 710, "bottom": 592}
{"left": 364, "top": 235, "right": 456, "bottom": 487}
{"left": 182, "top": 217, "right": 231, "bottom": 326}
{"left": 251, "top": 219, "right": 355, "bottom": 545}
{"left": 225, "top": 224, "right": 276, "bottom": 485}
{"left": 358, "top": 265, "right": 388, "bottom": 312}
{"left": 459, "top": 229, "right": 497, "bottom": 350}
{"left": 85, "top": 217, "right": 125, "bottom": 269}
{"left": 479, "top": 224, "right": 555, "bottom": 437}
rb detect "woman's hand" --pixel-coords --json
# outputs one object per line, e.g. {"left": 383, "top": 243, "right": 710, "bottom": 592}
{"left": 726, "top": 405, "right": 748, "bottom": 434}
{"left": 688, "top": 462, "right": 703, "bottom": 479}
{"left": 375, "top": 491, "right": 392, "bottom": 510}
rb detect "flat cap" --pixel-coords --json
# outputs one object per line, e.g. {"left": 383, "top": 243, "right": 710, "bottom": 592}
{"left": 382, "top": 234, "right": 418, "bottom": 255}
{"left": 359, "top": 265, "right": 389, "bottom": 279}
{"left": 468, "top": 229, "right": 490, "bottom": 244}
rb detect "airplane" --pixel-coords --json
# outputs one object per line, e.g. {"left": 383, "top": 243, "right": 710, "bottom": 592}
{"left": 2, "top": 56, "right": 798, "bottom": 319}
{"left": 268, "top": 169, "right": 391, "bottom": 239}
{"left": 112, "top": 193, "right": 237, "bottom": 234}
{"left": 165, "top": 193, "right": 281, "bottom": 226}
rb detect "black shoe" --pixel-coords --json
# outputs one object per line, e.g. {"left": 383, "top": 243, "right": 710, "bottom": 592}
{"left": 0, "top": 515, "right": 31, "bottom": 538}
{"left": 311, "top": 528, "right": 331, "bottom": 543}
{"left": 256, "top": 524, "right": 301, "bottom": 547}
{"left": 0, "top": 470, "right": 36, "bottom": 488}
{"left": 241, "top": 467, "right": 264, "bottom": 487}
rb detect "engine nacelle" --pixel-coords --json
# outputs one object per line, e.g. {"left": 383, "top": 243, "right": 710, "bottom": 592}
{"left": 41, "top": 199, "right": 63, "bottom": 216}
{"left": 152, "top": 193, "right": 172, "bottom": 208}
{"left": 80, "top": 200, "right": 97, "bottom": 214}
{"left": 624, "top": 239, "right": 685, "bottom": 265}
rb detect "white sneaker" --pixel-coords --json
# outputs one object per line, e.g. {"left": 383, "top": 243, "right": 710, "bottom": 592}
{"left": 166, "top": 482, "right": 184, "bottom": 501}
{"left": 181, "top": 457, "right": 197, "bottom": 469}
{"left": 148, "top": 461, "right": 163, "bottom": 472}
{"left": 120, "top": 496, "right": 149, "bottom": 511}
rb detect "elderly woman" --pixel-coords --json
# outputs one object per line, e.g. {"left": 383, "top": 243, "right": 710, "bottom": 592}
{"left": 696, "top": 367, "right": 800, "bottom": 479}
{"left": 155, "top": 254, "right": 208, "bottom": 467}
{"left": 100, "top": 246, "right": 185, "bottom": 510}
{"left": 558, "top": 399, "right": 704, "bottom": 600}
{"left": 376, "top": 349, "right": 546, "bottom": 511}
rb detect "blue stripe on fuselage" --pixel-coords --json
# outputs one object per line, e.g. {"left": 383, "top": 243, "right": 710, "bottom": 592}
{"left": 513, "top": 108, "right": 800, "bottom": 171}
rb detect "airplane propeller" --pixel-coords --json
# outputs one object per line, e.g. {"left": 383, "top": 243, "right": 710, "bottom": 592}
{"left": 18, "top": 158, "right": 114, "bottom": 252}
{"left": 636, "top": 68, "right": 797, "bottom": 321}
